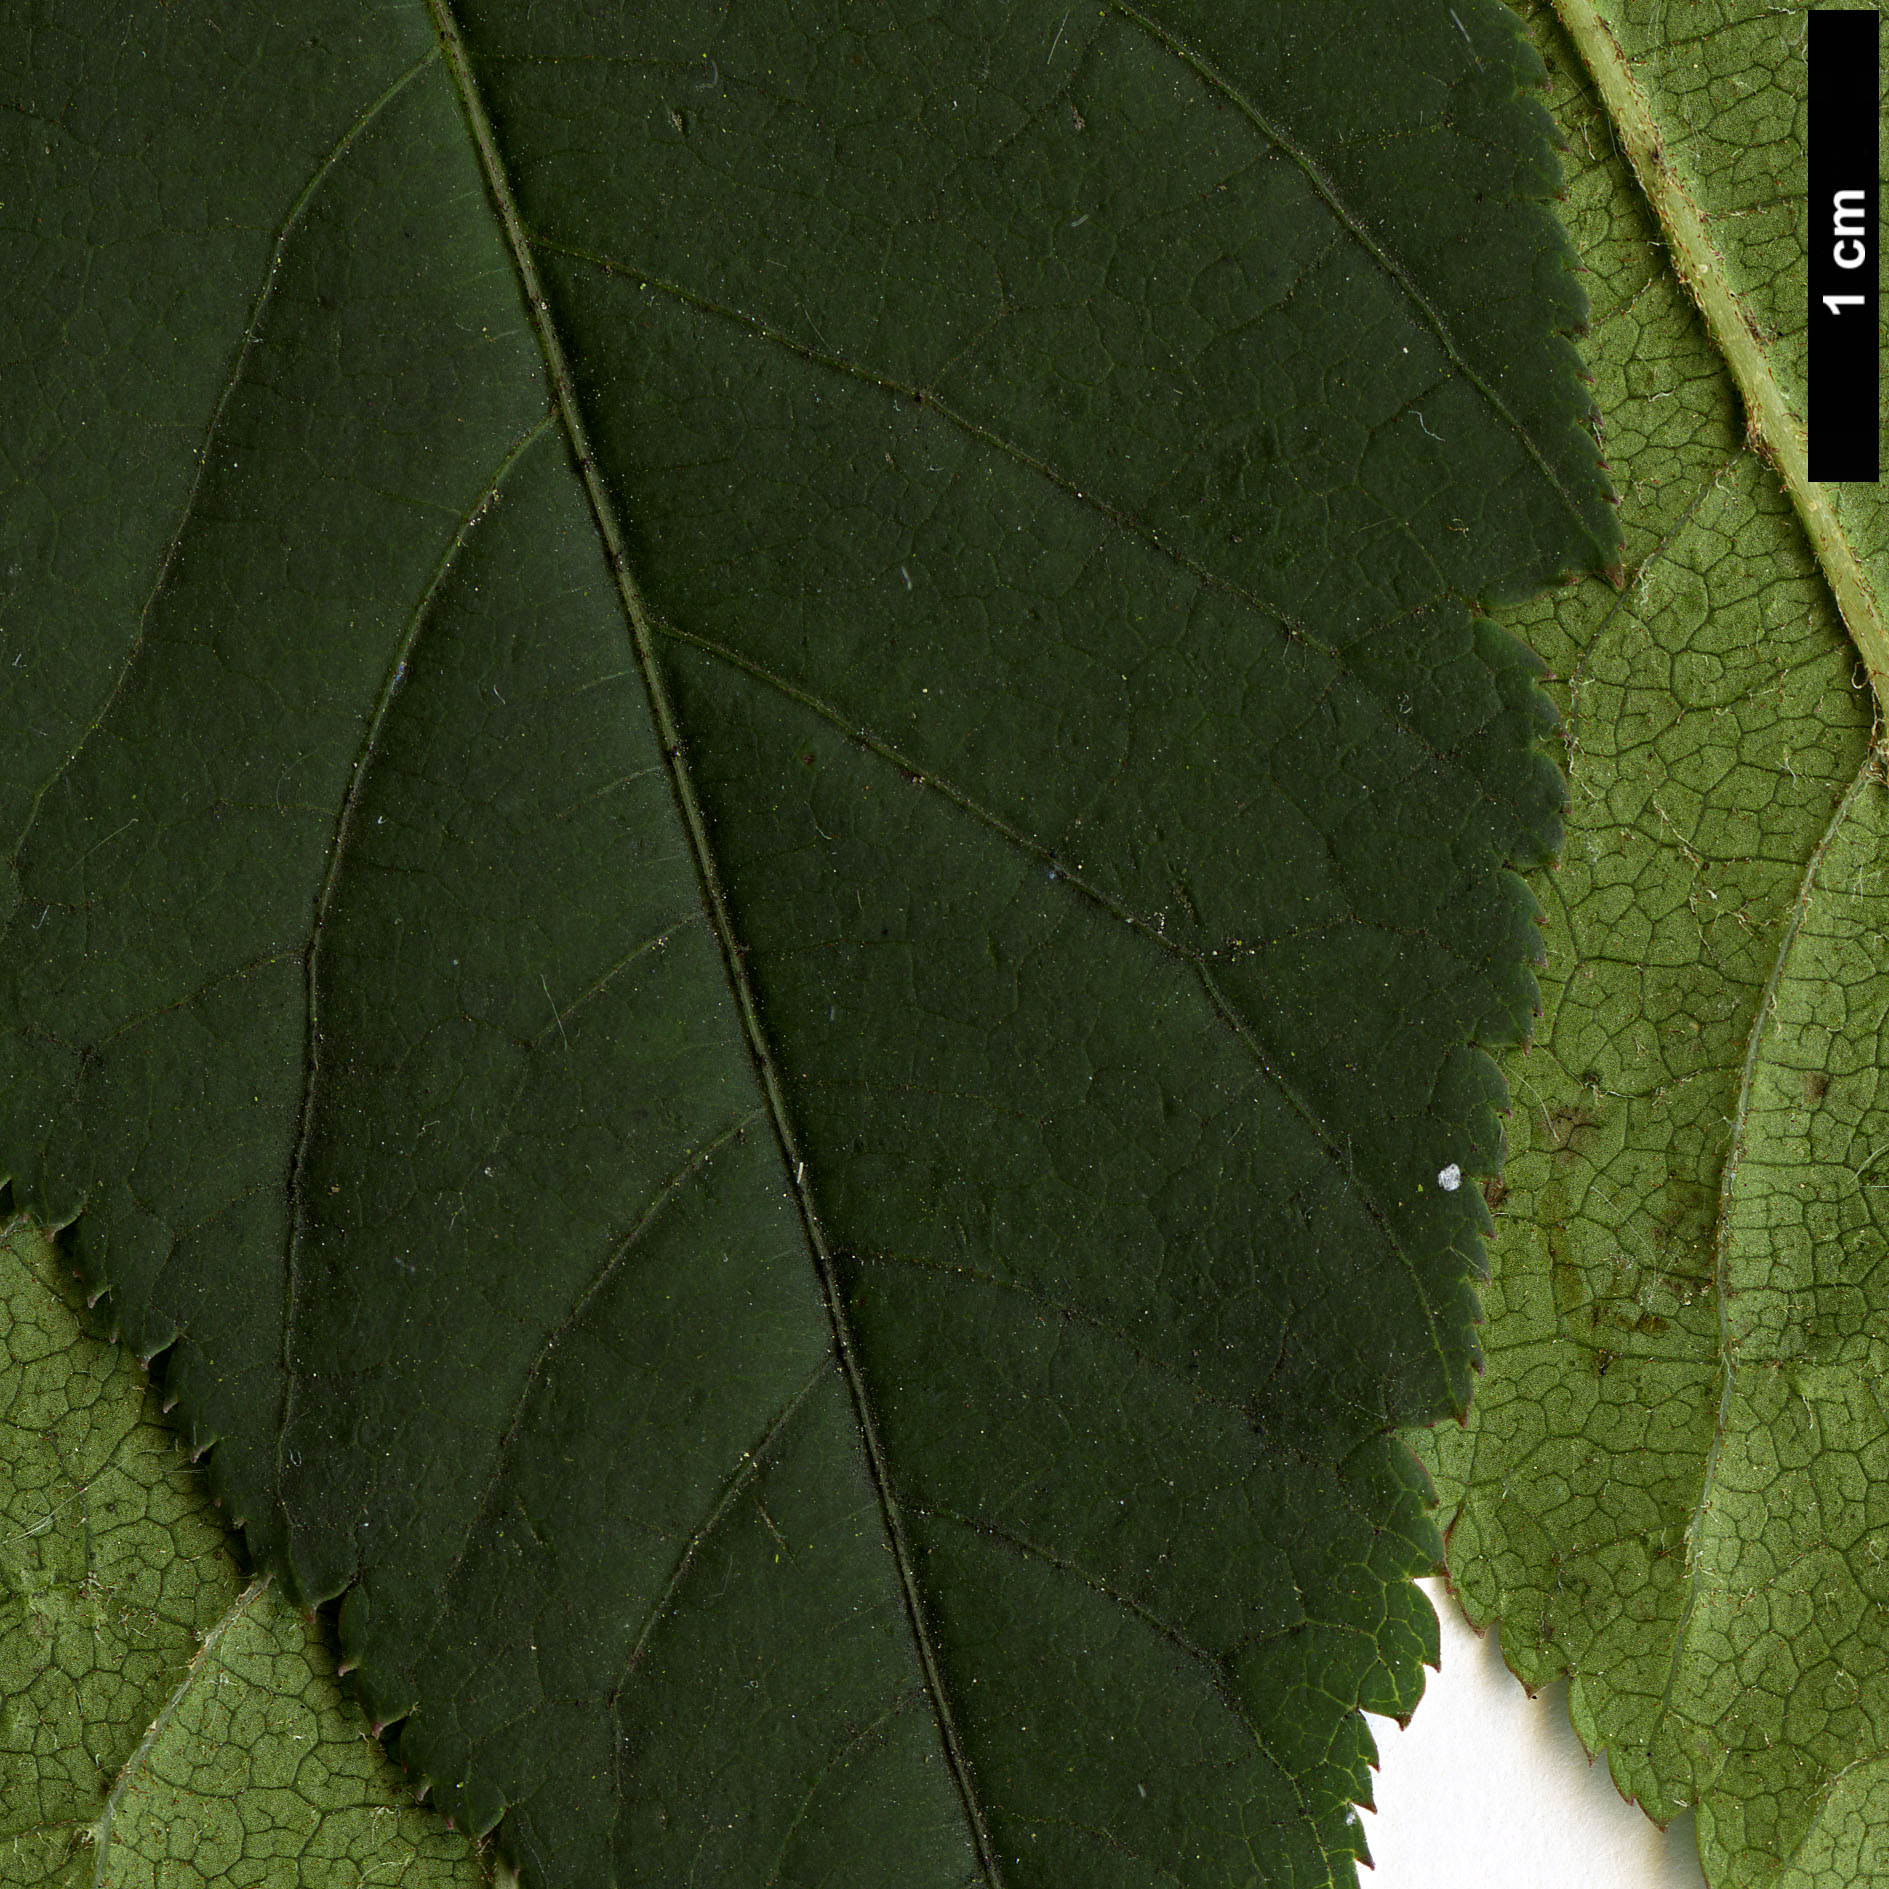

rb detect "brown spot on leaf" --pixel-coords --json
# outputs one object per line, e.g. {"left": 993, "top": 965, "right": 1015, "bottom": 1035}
{"left": 1546, "top": 1103, "right": 1602, "bottom": 1159}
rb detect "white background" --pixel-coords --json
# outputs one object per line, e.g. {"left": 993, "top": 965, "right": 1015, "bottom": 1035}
{"left": 1359, "top": 1579, "right": 1710, "bottom": 1888}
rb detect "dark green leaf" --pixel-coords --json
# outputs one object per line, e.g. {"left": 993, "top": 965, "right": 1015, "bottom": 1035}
{"left": 0, "top": 2, "right": 1613, "bottom": 1881}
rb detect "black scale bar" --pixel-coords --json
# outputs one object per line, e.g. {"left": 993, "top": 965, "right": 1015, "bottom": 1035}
{"left": 1809, "top": 9, "right": 1881, "bottom": 483}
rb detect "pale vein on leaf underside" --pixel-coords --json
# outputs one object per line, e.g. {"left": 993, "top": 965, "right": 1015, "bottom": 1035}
{"left": 1562, "top": 445, "right": 1745, "bottom": 754}
{"left": 668, "top": 623, "right": 1462, "bottom": 1394}
{"left": 275, "top": 412, "right": 556, "bottom": 1515}
{"left": 415, "top": 1105, "right": 767, "bottom": 1656}
{"left": 90, "top": 1575, "right": 271, "bottom": 1889}
{"left": 1775, "top": 1751, "right": 1889, "bottom": 1880}
{"left": 2, "top": 50, "right": 439, "bottom": 894}
{"left": 534, "top": 234, "right": 1523, "bottom": 784}
{"left": 1655, "top": 753, "right": 1880, "bottom": 1727}
{"left": 1541, "top": 443, "right": 1747, "bottom": 1048}
{"left": 424, "top": 7, "right": 1007, "bottom": 1878}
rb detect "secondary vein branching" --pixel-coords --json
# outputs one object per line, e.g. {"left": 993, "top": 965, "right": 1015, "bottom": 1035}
{"left": 1114, "top": 0, "right": 1608, "bottom": 549}
{"left": 664, "top": 622, "right": 1466, "bottom": 1400}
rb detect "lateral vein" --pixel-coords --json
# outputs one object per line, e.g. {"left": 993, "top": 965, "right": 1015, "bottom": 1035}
{"left": 1112, "top": 0, "right": 1606, "bottom": 548}
{"left": 419, "top": 1106, "right": 767, "bottom": 1658}
{"left": 532, "top": 232, "right": 1526, "bottom": 778}
{"left": 275, "top": 412, "right": 555, "bottom": 1528}
{"left": 671, "top": 624, "right": 1465, "bottom": 1397}
{"left": 3, "top": 51, "right": 440, "bottom": 881}
{"left": 91, "top": 1576, "right": 271, "bottom": 1888}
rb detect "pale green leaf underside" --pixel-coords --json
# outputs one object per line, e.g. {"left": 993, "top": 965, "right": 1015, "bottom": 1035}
{"left": 0, "top": 1220, "right": 488, "bottom": 1887}
{"left": 1423, "top": 5, "right": 1889, "bottom": 1885}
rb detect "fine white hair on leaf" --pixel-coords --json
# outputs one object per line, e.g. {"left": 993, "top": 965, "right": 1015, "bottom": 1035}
{"left": 1437, "top": 1163, "right": 1463, "bottom": 1193}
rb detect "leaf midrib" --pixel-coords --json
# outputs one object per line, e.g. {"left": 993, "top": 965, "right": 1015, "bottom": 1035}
{"left": 660, "top": 620, "right": 1464, "bottom": 1395}
{"left": 400, "top": 1, "right": 1567, "bottom": 1869}
{"left": 422, "top": 3, "right": 1008, "bottom": 1878}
